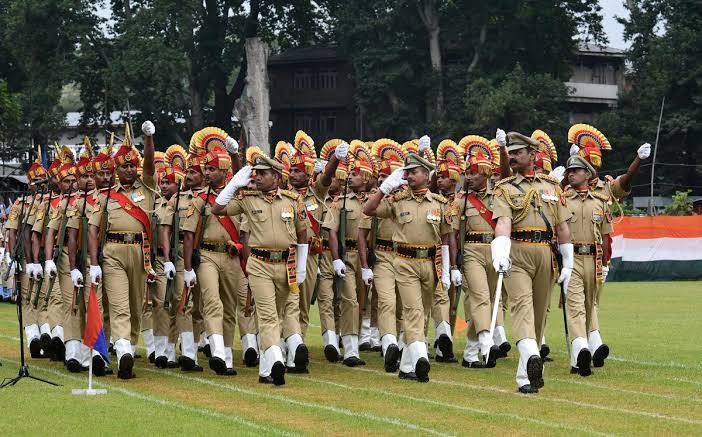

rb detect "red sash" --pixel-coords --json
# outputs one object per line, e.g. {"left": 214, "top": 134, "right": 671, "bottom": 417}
{"left": 466, "top": 193, "right": 496, "bottom": 230}
{"left": 198, "top": 192, "right": 243, "bottom": 254}
{"left": 110, "top": 190, "right": 153, "bottom": 272}
{"left": 50, "top": 196, "right": 61, "bottom": 209}
{"left": 86, "top": 195, "right": 96, "bottom": 207}
{"left": 307, "top": 210, "right": 321, "bottom": 235}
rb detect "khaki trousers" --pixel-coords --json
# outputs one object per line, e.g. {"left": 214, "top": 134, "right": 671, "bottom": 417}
{"left": 340, "top": 250, "right": 362, "bottom": 336}
{"left": 395, "top": 257, "right": 437, "bottom": 345}
{"left": 566, "top": 255, "right": 597, "bottom": 339}
{"left": 298, "top": 252, "right": 319, "bottom": 338}
{"left": 502, "top": 242, "right": 554, "bottom": 343}
{"left": 373, "top": 250, "right": 400, "bottom": 338}
{"left": 20, "top": 268, "right": 39, "bottom": 325}
{"left": 102, "top": 242, "right": 147, "bottom": 344}
{"left": 153, "top": 254, "right": 193, "bottom": 339}
{"left": 246, "top": 256, "right": 299, "bottom": 351}
{"left": 58, "top": 249, "right": 85, "bottom": 342}
{"left": 191, "top": 282, "right": 204, "bottom": 341}
{"left": 197, "top": 249, "right": 244, "bottom": 347}
{"left": 317, "top": 251, "right": 336, "bottom": 334}
{"left": 35, "top": 264, "right": 63, "bottom": 330}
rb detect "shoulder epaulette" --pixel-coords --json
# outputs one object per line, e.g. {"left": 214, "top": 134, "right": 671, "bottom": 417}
{"left": 591, "top": 190, "right": 611, "bottom": 202}
{"left": 430, "top": 192, "right": 448, "bottom": 204}
{"left": 392, "top": 190, "right": 410, "bottom": 201}
{"left": 535, "top": 173, "right": 560, "bottom": 185}
{"left": 280, "top": 189, "right": 300, "bottom": 200}
{"left": 242, "top": 190, "right": 260, "bottom": 196}
{"left": 494, "top": 176, "right": 517, "bottom": 187}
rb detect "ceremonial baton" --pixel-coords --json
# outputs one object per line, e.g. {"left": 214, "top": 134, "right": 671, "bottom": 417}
{"left": 485, "top": 270, "right": 505, "bottom": 365}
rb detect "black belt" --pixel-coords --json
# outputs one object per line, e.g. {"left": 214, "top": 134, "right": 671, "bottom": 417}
{"left": 574, "top": 243, "right": 596, "bottom": 255}
{"left": 512, "top": 229, "right": 552, "bottom": 244}
{"left": 344, "top": 239, "right": 357, "bottom": 250}
{"left": 250, "top": 247, "right": 290, "bottom": 263}
{"left": 375, "top": 238, "right": 394, "bottom": 251}
{"left": 106, "top": 232, "right": 142, "bottom": 244}
{"left": 201, "top": 242, "right": 230, "bottom": 253}
{"left": 464, "top": 233, "right": 495, "bottom": 244}
{"left": 322, "top": 239, "right": 330, "bottom": 250}
{"left": 396, "top": 245, "right": 436, "bottom": 259}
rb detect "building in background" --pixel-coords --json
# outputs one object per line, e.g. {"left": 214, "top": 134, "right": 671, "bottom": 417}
{"left": 565, "top": 44, "right": 626, "bottom": 123}
{"left": 267, "top": 47, "right": 360, "bottom": 148}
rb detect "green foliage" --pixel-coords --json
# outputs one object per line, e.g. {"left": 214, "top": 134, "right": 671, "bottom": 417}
{"left": 611, "top": 199, "right": 647, "bottom": 217}
{"left": 663, "top": 190, "right": 694, "bottom": 216}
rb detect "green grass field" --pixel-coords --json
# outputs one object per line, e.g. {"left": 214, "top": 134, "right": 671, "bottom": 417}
{"left": 0, "top": 281, "right": 700, "bottom": 436}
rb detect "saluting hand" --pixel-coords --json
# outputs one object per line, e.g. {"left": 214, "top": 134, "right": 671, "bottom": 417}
{"left": 142, "top": 120, "right": 155, "bottom": 136}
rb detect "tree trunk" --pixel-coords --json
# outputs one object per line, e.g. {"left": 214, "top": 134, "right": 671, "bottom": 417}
{"left": 417, "top": 0, "right": 443, "bottom": 121}
{"left": 233, "top": 37, "right": 271, "bottom": 154}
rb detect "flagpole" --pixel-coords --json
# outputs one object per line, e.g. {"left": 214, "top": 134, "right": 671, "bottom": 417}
{"left": 88, "top": 349, "right": 93, "bottom": 391}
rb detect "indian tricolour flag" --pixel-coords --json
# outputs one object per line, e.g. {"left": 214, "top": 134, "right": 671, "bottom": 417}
{"left": 609, "top": 216, "right": 702, "bottom": 281}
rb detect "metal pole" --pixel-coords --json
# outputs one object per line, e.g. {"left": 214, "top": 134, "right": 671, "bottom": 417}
{"left": 648, "top": 96, "right": 665, "bottom": 215}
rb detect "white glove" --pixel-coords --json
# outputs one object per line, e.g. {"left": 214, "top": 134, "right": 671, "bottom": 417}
{"left": 419, "top": 135, "right": 430, "bottom": 153}
{"left": 3, "top": 251, "right": 9, "bottom": 265}
{"left": 558, "top": 243, "right": 574, "bottom": 295}
{"left": 549, "top": 166, "right": 566, "bottom": 183}
{"left": 29, "top": 263, "right": 42, "bottom": 280}
{"left": 490, "top": 236, "right": 512, "bottom": 273}
{"left": 296, "top": 244, "right": 309, "bottom": 284}
{"left": 451, "top": 269, "right": 462, "bottom": 287}
{"left": 8, "top": 259, "right": 16, "bottom": 277}
{"left": 89, "top": 265, "right": 102, "bottom": 284}
{"left": 440, "top": 245, "right": 450, "bottom": 290}
{"left": 496, "top": 129, "right": 506, "bottom": 147}
{"left": 314, "top": 160, "right": 325, "bottom": 174}
{"left": 215, "top": 165, "right": 252, "bottom": 206}
{"left": 361, "top": 268, "right": 373, "bottom": 285}
{"left": 44, "top": 259, "right": 57, "bottom": 279}
{"left": 379, "top": 167, "right": 407, "bottom": 195}
{"left": 637, "top": 142, "right": 651, "bottom": 160}
{"left": 602, "top": 265, "right": 610, "bottom": 282}
{"left": 335, "top": 142, "right": 349, "bottom": 159}
{"left": 332, "top": 259, "right": 346, "bottom": 277}
{"left": 163, "top": 261, "right": 176, "bottom": 280}
{"left": 70, "top": 269, "right": 84, "bottom": 288}
{"left": 141, "top": 120, "right": 155, "bottom": 136}
{"left": 184, "top": 269, "right": 197, "bottom": 288}
{"left": 569, "top": 144, "right": 580, "bottom": 156}
{"left": 225, "top": 137, "right": 239, "bottom": 154}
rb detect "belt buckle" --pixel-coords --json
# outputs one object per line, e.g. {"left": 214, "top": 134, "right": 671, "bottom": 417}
{"left": 484, "top": 234, "right": 494, "bottom": 243}
{"left": 270, "top": 251, "right": 283, "bottom": 262}
{"left": 124, "top": 233, "right": 136, "bottom": 243}
{"left": 417, "top": 249, "right": 429, "bottom": 258}
{"left": 578, "top": 245, "right": 590, "bottom": 254}
{"left": 533, "top": 230, "right": 542, "bottom": 241}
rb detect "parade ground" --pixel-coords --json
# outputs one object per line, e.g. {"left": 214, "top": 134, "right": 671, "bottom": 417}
{"left": 0, "top": 280, "right": 700, "bottom": 436}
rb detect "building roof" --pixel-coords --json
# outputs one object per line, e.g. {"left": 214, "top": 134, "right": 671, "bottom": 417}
{"left": 269, "top": 46, "right": 344, "bottom": 65}
{"left": 577, "top": 43, "right": 626, "bottom": 58}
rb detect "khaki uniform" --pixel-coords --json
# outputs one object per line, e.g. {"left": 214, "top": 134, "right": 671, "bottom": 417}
{"left": 223, "top": 188, "right": 307, "bottom": 377}
{"left": 492, "top": 173, "right": 569, "bottom": 387}
{"left": 89, "top": 175, "right": 157, "bottom": 363}
{"left": 358, "top": 206, "right": 402, "bottom": 353}
{"left": 452, "top": 189, "right": 504, "bottom": 363}
{"left": 294, "top": 179, "right": 330, "bottom": 339}
{"left": 33, "top": 195, "right": 65, "bottom": 347}
{"left": 433, "top": 192, "right": 456, "bottom": 336}
{"left": 564, "top": 185, "right": 612, "bottom": 368}
{"left": 374, "top": 188, "right": 452, "bottom": 374}
{"left": 181, "top": 189, "right": 246, "bottom": 370}
{"left": 317, "top": 194, "right": 338, "bottom": 351}
{"left": 6, "top": 196, "right": 42, "bottom": 345}
{"left": 324, "top": 190, "right": 366, "bottom": 359}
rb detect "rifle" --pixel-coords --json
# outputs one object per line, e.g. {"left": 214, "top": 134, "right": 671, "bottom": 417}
{"left": 6, "top": 190, "right": 38, "bottom": 307}
{"left": 72, "top": 188, "right": 90, "bottom": 315}
{"left": 98, "top": 176, "right": 115, "bottom": 266}
{"left": 44, "top": 185, "right": 74, "bottom": 305}
{"left": 21, "top": 188, "right": 42, "bottom": 303}
{"left": 31, "top": 189, "right": 56, "bottom": 308}
{"left": 333, "top": 176, "right": 350, "bottom": 305}
{"left": 164, "top": 182, "right": 182, "bottom": 310}
{"left": 358, "top": 216, "right": 378, "bottom": 315}
{"left": 146, "top": 199, "right": 160, "bottom": 308}
{"left": 3, "top": 190, "right": 29, "bottom": 283}
{"left": 184, "top": 185, "right": 211, "bottom": 308}
{"left": 452, "top": 189, "right": 470, "bottom": 329}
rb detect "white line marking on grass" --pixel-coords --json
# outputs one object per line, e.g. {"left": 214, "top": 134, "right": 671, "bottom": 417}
{"left": 550, "top": 377, "right": 702, "bottom": 404}
{"left": 0, "top": 357, "right": 292, "bottom": 436}
{"left": 135, "top": 365, "right": 452, "bottom": 437}
{"left": 665, "top": 377, "right": 702, "bottom": 388}
{"left": 296, "top": 375, "right": 612, "bottom": 436}
{"left": 338, "top": 362, "right": 702, "bottom": 426}
{"left": 608, "top": 356, "right": 702, "bottom": 370}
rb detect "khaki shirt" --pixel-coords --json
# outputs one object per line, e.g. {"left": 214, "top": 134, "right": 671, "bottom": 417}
{"left": 591, "top": 176, "right": 629, "bottom": 203}
{"left": 5, "top": 197, "right": 28, "bottom": 231}
{"left": 323, "top": 191, "right": 366, "bottom": 243}
{"left": 89, "top": 175, "right": 157, "bottom": 234}
{"left": 224, "top": 188, "right": 307, "bottom": 250}
{"left": 358, "top": 191, "right": 396, "bottom": 242}
{"left": 66, "top": 191, "right": 99, "bottom": 231}
{"left": 492, "top": 173, "right": 569, "bottom": 231}
{"left": 33, "top": 194, "right": 63, "bottom": 236}
{"left": 451, "top": 188, "right": 496, "bottom": 234}
{"left": 296, "top": 179, "right": 330, "bottom": 238}
{"left": 564, "top": 187, "right": 613, "bottom": 244}
{"left": 373, "top": 188, "right": 452, "bottom": 246}
{"left": 181, "top": 189, "right": 247, "bottom": 243}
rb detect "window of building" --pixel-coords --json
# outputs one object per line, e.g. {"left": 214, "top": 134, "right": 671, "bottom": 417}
{"left": 293, "top": 69, "right": 313, "bottom": 89}
{"left": 320, "top": 111, "right": 337, "bottom": 133}
{"left": 294, "top": 112, "right": 316, "bottom": 132}
{"left": 319, "top": 68, "right": 338, "bottom": 89}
